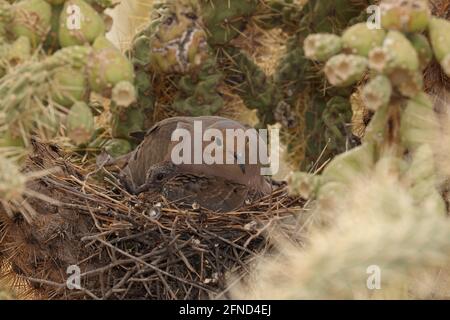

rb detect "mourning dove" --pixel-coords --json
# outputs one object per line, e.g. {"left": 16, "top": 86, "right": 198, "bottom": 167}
{"left": 118, "top": 116, "right": 273, "bottom": 197}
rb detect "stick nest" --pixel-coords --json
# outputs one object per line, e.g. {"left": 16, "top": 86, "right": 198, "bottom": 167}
{"left": 0, "top": 139, "right": 303, "bottom": 300}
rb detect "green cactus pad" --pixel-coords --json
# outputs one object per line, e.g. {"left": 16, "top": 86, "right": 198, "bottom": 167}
{"left": 58, "top": 0, "right": 106, "bottom": 47}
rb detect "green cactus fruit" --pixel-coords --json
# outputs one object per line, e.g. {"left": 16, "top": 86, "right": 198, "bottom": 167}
{"left": 87, "top": 36, "right": 134, "bottom": 95}
{"left": 303, "top": 33, "right": 342, "bottom": 62}
{"left": 321, "top": 142, "right": 375, "bottom": 186}
{"left": 428, "top": 18, "right": 450, "bottom": 63}
{"left": 380, "top": 0, "right": 430, "bottom": 32}
{"left": 408, "top": 34, "right": 432, "bottom": 70}
{"left": 0, "top": 155, "right": 26, "bottom": 201}
{"left": 288, "top": 171, "right": 322, "bottom": 199}
{"left": 324, "top": 54, "right": 368, "bottom": 87}
{"left": 369, "top": 31, "right": 419, "bottom": 73}
{"left": 66, "top": 101, "right": 95, "bottom": 145}
{"left": 7, "top": 36, "right": 31, "bottom": 66}
{"left": 382, "top": 30, "right": 419, "bottom": 72}
{"left": 111, "top": 106, "right": 145, "bottom": 140}
{"left": 58, "top": 0, "right": 105, "bottom": 47}
{"left": 103, "top": 138, "right": 132, "bottom": 158}
{"left": 51, "top": 66, "right": 87, "bottom": 107}
{"left": 11, "top": 0, "right": 52, "bottom": 47}
{"left": 112, "top": 81, "right": 136, "bottom": 108}
{"left": 400, "top": 92, "right": 438, "bottom": 151}
{"left": 341, "top": 23, "right": 386, "bottom": 57}
{"left": 362, "top": 75, "right": 392, "bottom": 111}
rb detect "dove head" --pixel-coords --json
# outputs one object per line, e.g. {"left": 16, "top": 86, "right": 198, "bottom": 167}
{"left": 142, "top": 161, "right": 178, "bottom": 191}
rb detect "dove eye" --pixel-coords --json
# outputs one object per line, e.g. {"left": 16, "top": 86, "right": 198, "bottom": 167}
{"left": 163, "top": 16, "right": 175, "bottom": 25}
{"left": 155, "top": 173, "right": 165, "bottom": 181}
{"left": 185, "top": 12, "right": 197, "bottom": 20}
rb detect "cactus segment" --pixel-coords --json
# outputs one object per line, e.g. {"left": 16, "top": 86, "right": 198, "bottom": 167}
{"left": 66, "top": 101, "right": 95, "bottom": 145}
{"left": 112, "top": 81, "right": 136, "bottom": 108}
{"left": 58, "top": 0, "right": 106, "bottom": 47}
{"left": 362, "top": 75, "right": 392, "bottom": 111}
{"left": 303, "top": 33, "right": 342, "bottom": 62}
{"left": 324, "top": 54, "right": 368, "bottom": 87}
{"left": 11, "top": 0, "right": 52, "bottom": 47}
{"left": 87, "top": 36, "right": 134, "bottom": 95}
{"left": 51, "top": 66, "right": 87, "bottom": 107}
{"left": 342, "top": 23, "right": 386, "bottom": 57}
{"left": 369, "top": 31, "right": 419, "bottom": 74}
{"left": 428, "top": 18, "right": 450, "bottom": 64}
{"left": 380, "top": 0, "right": 431, "bottom": 33}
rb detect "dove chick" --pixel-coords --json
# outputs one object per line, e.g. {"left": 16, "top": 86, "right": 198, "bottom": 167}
{"left": 135, "top": 161, "right": 261, "bottom": 212}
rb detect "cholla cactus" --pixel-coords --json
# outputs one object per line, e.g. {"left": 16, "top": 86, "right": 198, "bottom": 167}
{"left": 0, "top": 0, "right": 134, "bottom": 151}
{"left": 234, "top": 155, "right": 450, "bottom": 299}
{"left": 273, "top": 0, "right": 373, "bottom": 170}
{"left": 294, "top": 0, "right": 448, "bottom": 215}
{"left": 237, "top": 1, "right": 450, "bottom": 294}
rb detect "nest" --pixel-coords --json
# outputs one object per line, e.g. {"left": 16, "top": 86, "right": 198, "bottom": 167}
{"left": 0, "top": 139, "right": 303, "bottom": 300}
